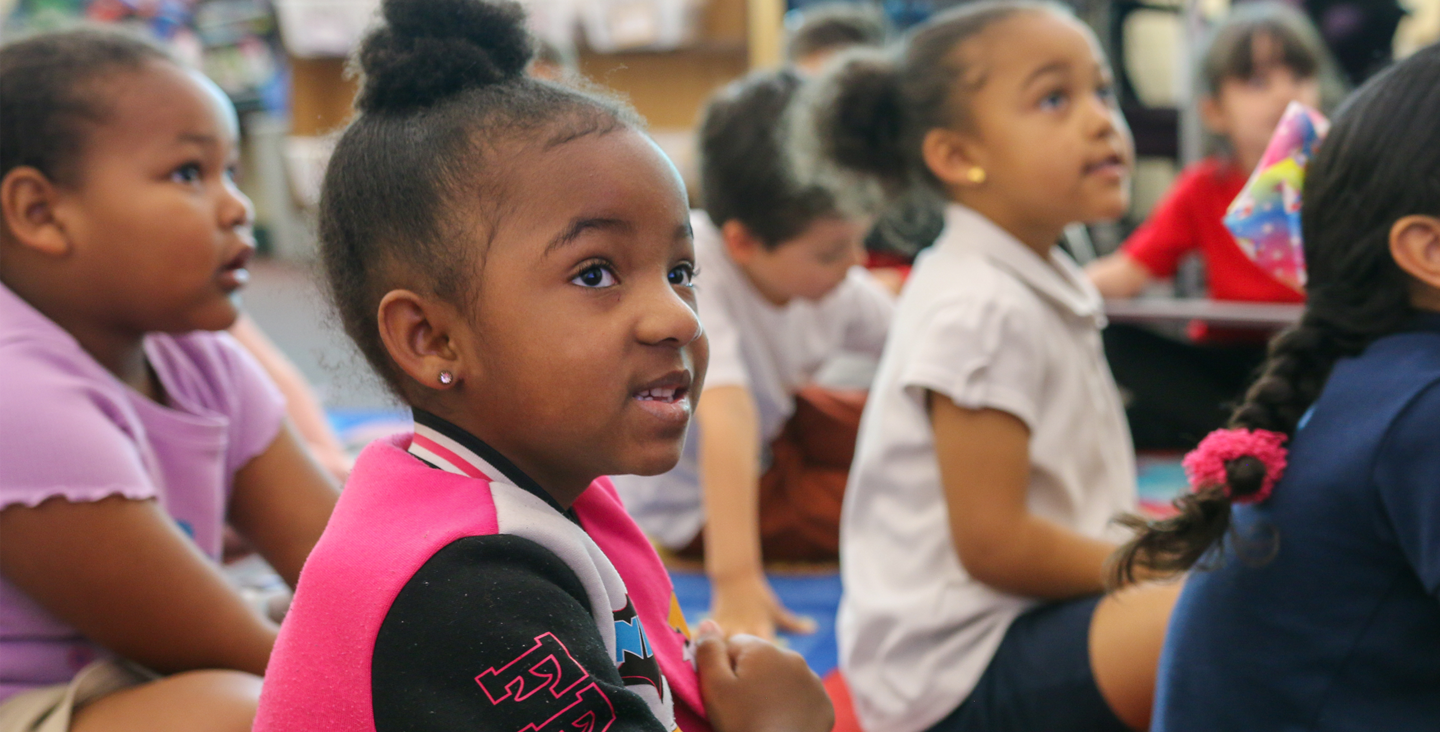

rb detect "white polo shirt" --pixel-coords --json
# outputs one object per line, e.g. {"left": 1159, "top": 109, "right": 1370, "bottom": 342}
{"left": 612, "top": 211, "right": 894, "bottom": 548}
{"left": 838, "top": 204, "right": 1136, "bottom": 732}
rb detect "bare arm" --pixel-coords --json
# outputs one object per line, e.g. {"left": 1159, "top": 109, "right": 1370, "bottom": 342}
{"left": 0, "top": 496, "right": 276, "bottom": 676}
{"left": 697, "top": 386, "right": 812, "bottom": 639}
{"left": 229, "top": 315, "right": 351, "bottom": 482}
{"left": 1084, "top": 253, "right": 1152, "bottom": 299}
{"left": 227, "top": 422, "right": 339, "bottom": 588}
{"left": 929, "top": 393, "right": 1114, "bottom": 599}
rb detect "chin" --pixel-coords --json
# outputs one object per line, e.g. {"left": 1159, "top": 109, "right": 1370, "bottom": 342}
{"left": 614, "top": 443, "right": 686, "bottom": 478}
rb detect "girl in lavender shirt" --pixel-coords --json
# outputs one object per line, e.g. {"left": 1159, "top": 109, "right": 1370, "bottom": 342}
{"left": 0, "top": 30, "right": 338, "bottom": 732}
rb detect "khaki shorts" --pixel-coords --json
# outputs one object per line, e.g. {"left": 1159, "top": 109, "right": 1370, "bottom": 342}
{"left": 0, "top": 661, "right": 155, "bottom": 732}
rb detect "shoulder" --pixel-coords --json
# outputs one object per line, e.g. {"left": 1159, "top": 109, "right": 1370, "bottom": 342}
{"left": 148, "top": 330, "right": 284, "bottom": 430}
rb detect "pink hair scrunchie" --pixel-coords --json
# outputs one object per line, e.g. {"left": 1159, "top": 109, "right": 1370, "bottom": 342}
{"left": 1182, "top": 428, "right": 1290, "bottom": 504}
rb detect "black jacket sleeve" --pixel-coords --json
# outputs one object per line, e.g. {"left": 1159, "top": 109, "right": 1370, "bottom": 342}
{"left": 372, "top": 534, "right": 667, "bottom": 732}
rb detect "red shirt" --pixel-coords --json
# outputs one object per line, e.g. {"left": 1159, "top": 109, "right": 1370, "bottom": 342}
{"left": 1122, "top": 157, "right": 1305, "bottom": 342}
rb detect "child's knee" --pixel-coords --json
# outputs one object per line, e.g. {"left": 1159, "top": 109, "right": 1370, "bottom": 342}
{"left": 72, "top": 669, "right": 261, "bottom": 732}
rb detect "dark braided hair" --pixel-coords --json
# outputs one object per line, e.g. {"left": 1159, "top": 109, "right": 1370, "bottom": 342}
{"left": 1, "top": 28, "right": 172, "bottom": 186}
{"left": 1111, "top": 42, "right": 1440, "bottom": 585}
{"left": 319, "top": 0, "right": 638, "bottom": 398}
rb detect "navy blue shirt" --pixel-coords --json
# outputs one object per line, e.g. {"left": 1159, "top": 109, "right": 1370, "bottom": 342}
{"left": 1155, "top": 313, "right": 1440, "bottom": 732}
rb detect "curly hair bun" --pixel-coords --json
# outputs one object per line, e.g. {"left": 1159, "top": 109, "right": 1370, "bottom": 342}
{"left": 355, "top": 0, "right": 534, "bottom": 113}
{"left": 816, "top": 51, "right": 907, "bottom": 188}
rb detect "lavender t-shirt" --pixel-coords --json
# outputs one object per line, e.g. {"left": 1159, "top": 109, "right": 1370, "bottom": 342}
{"left": 0, "top": 283, "right": 285, "bottom": 700}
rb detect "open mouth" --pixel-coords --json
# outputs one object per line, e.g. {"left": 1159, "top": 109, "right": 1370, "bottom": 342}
{"left": 633, "top": 371, "right": 693, "bottom": 423}
{"left": 1084, "top": 153, "right": 1126, "bottom": 177}
{"left": 218, "top": 245, "right": 255, "bottom": 291}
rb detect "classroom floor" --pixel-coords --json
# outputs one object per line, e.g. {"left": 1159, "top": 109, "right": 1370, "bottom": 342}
{"left": 241, "top": 256, "right": 1193, "bottom": 677}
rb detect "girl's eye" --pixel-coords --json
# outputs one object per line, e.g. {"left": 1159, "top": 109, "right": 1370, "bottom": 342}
{"left": 572, "top": 264, "right": 617, "bottom": 288}
{"left": 1040, "top": 91, "right": 1069, "bottom": 111}
{"left": 668, "top": 263, "right": 696, "bottom": 287}
{"left": 170, "top": 163, "right": 202, "bottom": 184}
{"left": 1097, "top": 83, "right": 1116, "bottom": 103}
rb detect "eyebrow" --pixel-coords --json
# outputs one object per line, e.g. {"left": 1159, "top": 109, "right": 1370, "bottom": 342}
{"left": 545, "top": 217, "right": 633, "bottom": 255}
{"left": 1022, "top": 61, "right": 1070, "bottom": 89}
{"left": 177, "top": 132, "right": 221, "bottom": 147}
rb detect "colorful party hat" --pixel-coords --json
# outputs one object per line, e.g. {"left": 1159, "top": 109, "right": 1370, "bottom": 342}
{"left": 1223, "top": 101, "right": 1330, "bottom": 292}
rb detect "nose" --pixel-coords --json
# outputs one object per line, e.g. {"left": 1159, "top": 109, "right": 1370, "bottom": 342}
{"left": 635, "top": 278, "right": 704, "bottom": 348}
{"left": 219, "top": 177, "right": 254, "bottom": 232}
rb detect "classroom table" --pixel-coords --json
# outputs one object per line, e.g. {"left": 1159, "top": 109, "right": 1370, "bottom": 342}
{"left": 1104, "top": 298, "right": 1304, "bottom": 329}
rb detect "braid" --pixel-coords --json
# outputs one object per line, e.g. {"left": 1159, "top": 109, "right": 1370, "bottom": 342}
{"left": 1109, "top": 319, "right": 1338, "bottom": 584}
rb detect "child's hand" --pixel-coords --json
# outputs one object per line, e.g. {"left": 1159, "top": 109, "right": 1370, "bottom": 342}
{"left": 695, "top": 619, "right": 834, "bottom": 732}
{"left": 710, "top": 572, "right": 817, "bottom": 641}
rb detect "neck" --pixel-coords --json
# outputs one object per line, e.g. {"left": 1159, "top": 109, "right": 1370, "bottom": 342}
{"left": 955, "top": 193, "right": 1063, "bottom": 258}
{"left": 2, "top": 273, "right": 152, "bottom": 395}
{"left": 421, "top": 404, "right": 592, "bottom": 509}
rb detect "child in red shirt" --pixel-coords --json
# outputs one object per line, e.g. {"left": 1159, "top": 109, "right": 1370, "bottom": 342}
{"left": 1086, "top": 3, "right": 1336, "bottom": 449}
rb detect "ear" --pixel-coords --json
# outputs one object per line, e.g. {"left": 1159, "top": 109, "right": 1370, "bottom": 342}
{"left": 375, "top": 289, "right": 468, "bottom": 390}
{"left": 1390, "top": 215, "right": 1440, "bottom": 308}
{"left": 1, "top": 167, "right": 73, "bottom": 257}
{"left": 922, "top": 127, "right": 984, "bottom": 190}
{"left": 720, "top": 219, "right": 766, "bottom": 265}
{"left": 1198, "top": 95, "right": 1229, "bottom": 136}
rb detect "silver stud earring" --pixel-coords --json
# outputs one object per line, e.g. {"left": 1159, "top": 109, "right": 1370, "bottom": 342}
{"left": 438, "top": 370, "right": 454, "bottom": 386}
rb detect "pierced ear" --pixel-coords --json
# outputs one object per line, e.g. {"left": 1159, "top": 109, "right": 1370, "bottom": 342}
{"left": 1, "top": 167, "right": 73, "bottom": 257}
{"left": 375, "top": 290, "right": 467, "bottom": 390}
{"left": 922, "top": 127, "right": 984, "bottom": 190}
{"left": 1390, "top": 215, "right": 1440, "bottom": 306}
{"left": 720, "top": 219, "right": 765, "bottom": 264}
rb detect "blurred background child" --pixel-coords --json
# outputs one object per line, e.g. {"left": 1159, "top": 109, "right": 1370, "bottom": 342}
{"left": 1085, "top": 2, "right": 1341, "bottom": 449}
{"left": 1114, "top": 42, "right": 1440, "bottom": 731}
{"left": 798, "top": 2, "right": 1180, "bottom": 730}
{"left": 613, "top": 68, "right": 894, "bottom": 641}
{"left": 0, "top": 28, "right": 337, "bottom": 732}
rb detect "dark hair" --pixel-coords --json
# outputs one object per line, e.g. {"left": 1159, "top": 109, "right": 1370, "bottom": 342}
{"left": 319, "top": 0, "right": 638, "bottom": 397}
{"left": 699, "top": 69, "right": 838, "bottom": 248}
{"left": 0, "top": 28, "right": 172, "bottom": 186}
{"left": 1111, "top": 42, "right": 1440, "bottom": 585}
{"left": 794, "top": 0, "right": 1063, "bottom": 206}
{"left": 785, "top": 2, "right": 890, "bottom": 63}
{"left": 1199, "top": 2, "right": 1331, "bottom": 97}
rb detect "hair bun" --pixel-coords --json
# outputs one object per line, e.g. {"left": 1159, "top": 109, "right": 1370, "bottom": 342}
{"left": 355, "top": 0, "right": 534, "bottom": 113}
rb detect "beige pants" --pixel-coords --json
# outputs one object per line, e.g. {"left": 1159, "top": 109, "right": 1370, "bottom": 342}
{"left": 0, "top": 661, "right": 154, "bottom": 732}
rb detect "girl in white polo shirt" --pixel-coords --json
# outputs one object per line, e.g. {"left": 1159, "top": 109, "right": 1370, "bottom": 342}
{"left": 795, "top": 3, "right": 1180, "bottom": 731}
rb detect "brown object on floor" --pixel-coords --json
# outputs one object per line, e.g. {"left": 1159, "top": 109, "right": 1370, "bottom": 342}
{"left": 678, "top": 385, "right": 867, "bottom": 563}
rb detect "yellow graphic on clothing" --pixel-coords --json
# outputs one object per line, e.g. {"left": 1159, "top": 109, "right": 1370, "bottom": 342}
{"left": 668, "top": 593, "right": 691, "bottom": 639}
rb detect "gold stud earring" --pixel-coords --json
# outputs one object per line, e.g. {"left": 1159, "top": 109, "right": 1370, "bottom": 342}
{"left": 438, "top": 371, "right": 454, "bottom": 386}
{"left": 966, "top": 167, "right": 987, "bottom": 184}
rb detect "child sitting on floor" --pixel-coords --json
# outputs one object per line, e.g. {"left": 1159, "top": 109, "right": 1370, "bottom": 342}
{"left": 0, "top": 29, "right": 338, "bottom": 732}
{"left": 254, "top": 2, "right": 833, "bottom": 731}
{"left": 796, "top": 2, "right": 1179, "bottom": 730}
{"left": 1085, "top": 2, "right": 1340, "bottom": 448}
{"left": 612, "top": 68, "right": 894, "bottom": 641}
{"left": 1113, "top": 42, "right": 1440, "bottom": 732}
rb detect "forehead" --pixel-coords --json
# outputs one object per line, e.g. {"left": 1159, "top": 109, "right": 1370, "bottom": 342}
{"left": 497, "top": 128, "right": 690, "bottom": 231}
{"left": 960, "top": 10, "right": 1108, "bottom": 88}
{"left": 86, "top": 61, "right": 238, "bottom": 154}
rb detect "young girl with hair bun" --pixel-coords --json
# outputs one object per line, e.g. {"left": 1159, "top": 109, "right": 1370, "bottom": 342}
{"left": 1113, "top": 43, "right": 1440, "bottom": 731}
{"left": 254, "top": 1, "right": 832, "bottom": 731}
{"left": 795, "top": 2, "right": 1179, "bottom": 730}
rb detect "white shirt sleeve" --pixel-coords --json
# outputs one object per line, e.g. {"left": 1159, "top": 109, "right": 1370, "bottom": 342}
{"left": 836, "top": 267, "right": 896, "bottom": 358}
{"left": 898, "top": 296, "right": 1045, "bottom": 432}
